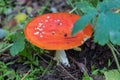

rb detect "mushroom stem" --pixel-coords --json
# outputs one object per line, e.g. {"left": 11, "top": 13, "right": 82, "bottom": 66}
{"left": 54, "top": 50, "right": 70, "bottom": 67}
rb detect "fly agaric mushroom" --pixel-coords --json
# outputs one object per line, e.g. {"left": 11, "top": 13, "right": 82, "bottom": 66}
{"left": 24, "top": 12, "right": 93, "bottom": 66}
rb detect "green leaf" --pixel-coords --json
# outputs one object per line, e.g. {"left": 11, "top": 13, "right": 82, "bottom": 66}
{"left": 91, "top": 69, "right": 99, "bottom": 75}
{"left": 109, "top": 31, "right": 120, "bottom": 45}
{"left": 82, "top": 76, "right": 93, "bottom": 80}
{"left": 104, "top": 69, "right": 120, "bottom": 80}
{"left": 14, "top": 13, "right": 27, "bottom": 23}
{"left": 94, "top": 12, "right": 120, "bottom": 45}
{"left": 76, "top": 1, "right": 96, "bottom": 13}
{"left": 10, "top": 32, "right": 25, "bottom": 56}
{"left": 97, "top": 0, "right": 120, "bottom": 12}
{"left": 0, "top": 0, "right": 5, "bottom": 6}
{"left": 72, "top": 12, "right": 96, "bottom": 35}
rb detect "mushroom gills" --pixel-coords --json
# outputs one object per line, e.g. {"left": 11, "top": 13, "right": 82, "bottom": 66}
{"left": 54, "top": 50, "right": 70, "bottom": 67}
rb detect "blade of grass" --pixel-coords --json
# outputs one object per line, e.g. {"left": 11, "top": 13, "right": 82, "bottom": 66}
{"left": 107, "top": 43, "right": 120, "bottom": 72}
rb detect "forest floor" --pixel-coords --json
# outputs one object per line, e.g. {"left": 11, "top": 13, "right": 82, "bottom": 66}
{"left": 0, "top": 0, "right": 119, "bottom": 80}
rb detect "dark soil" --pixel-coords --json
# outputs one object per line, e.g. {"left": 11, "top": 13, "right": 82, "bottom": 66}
{"left": 0, "top": 0, "right": 120, "bottom": 80}
{"left": 37, "top": 39, "right": 113, "bottom": 80}
{"left": 0, "top": 38, "right": 117, "bottom": 80}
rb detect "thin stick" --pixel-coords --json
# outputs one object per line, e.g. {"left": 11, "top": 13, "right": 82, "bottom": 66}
{"left": 59, "top": 65, "right": 76, "bottom": 80}
{"left": 37, "top": 54, "right": 49, "bottom": 64}
{"left": 42, "top": 60, "right": 53, "bottom": 76}
{"left": 21, "top": 70, "right": 31, "bottom": 80}
{"left": 44, "top": 53, "right": 54, "bottom": 60}
{"left": 69, "top": 7, "right": 77, "bottom": 14}
{"left": 67, "top": 0, "right": 79, "bottom": 14}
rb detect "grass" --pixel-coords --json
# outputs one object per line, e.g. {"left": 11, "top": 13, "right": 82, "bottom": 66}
{"left": 1, "top": 0, "right": 120, "bottom": 80}
{"left": 0, "top": 60, "right": 53, "bottom": 80}
{"left": 0, "top": 1, "right": 53, "bottom": 79}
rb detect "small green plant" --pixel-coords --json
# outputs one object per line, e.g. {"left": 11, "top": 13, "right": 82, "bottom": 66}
{"left": 72, "top": 0, "right": 120, "bottom": 46}
{"left": 71, "top": 0, "right": 120, "bottom": 72}
{"left": 104, "top": 69, "right": 120, "bottom": 80}
{"left": 82, "top": 71, "right": 93, "bottom": 80}
{"left": 0, "top": 61, "right": 15, "bottom": 80}
{"left": 0, "top": 61, "right": 53, "bottom": 80}
{"left": 0, "top": 0, "right": 49, "bottom": 56}
{"left": 10, "top": 32, "right": 25, "bottom": 56}
{"left": 91, "top": 66, "right": 120, "bottom": 80}
{"left": 0, "top": 0, "right": 13, "bottom": 14}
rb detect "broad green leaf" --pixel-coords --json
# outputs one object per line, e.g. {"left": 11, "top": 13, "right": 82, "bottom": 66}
{"left": 104, "top": 0, "right": 120, "bottom": 4}
{"left": 109, "top": 31, "right": 120, "bottom": 45}
{"left": 10, "top": 32, "right": 25, "bottom": 56}
{"left": 104, "top": 70, "right": 120, "bottom": 80}
{"left": 94, "top": 12, "right": 120, "bottom": 45}
{"left": 97, "top": 0, "right": 120, "bottom": 12}
{"left": 76, "top": 1, "right": 96, "bottom": 13}
{"left": 72, "top": 12, "right": 97, "bottom": 35}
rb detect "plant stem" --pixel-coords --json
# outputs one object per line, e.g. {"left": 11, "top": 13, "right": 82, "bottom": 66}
{"left": 110, "top": 45, "right": 120, "bottom": 56}
{"left": 69, "top": 7, "right": 77, "bottom": 14}
{"left": 0, "top": 43, "right": 13, "bottom": 53}
{"left": 107, "top": 43, "right": 120, "bottom": 72}
{"left": 21, "top": 70, "right": 31, "bottom": 80}
{"left": 67, "top": 0, "right": 79, "bottom": 14}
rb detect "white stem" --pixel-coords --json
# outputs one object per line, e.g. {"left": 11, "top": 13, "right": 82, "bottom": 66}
{"left": 54, "top": 50, "right": 70, "bottom": 67}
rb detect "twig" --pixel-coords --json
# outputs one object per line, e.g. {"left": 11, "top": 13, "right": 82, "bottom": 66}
{"left": 21, "top": 70, "right": 31, "bottom": 80}
{"left": 67, "top": 0, "right": 79, "bottom": 14}
{"left": 44, "top": 53, "right": 54, "bottom": 60}
{"left": 59, "top": 65, "right": 76, "bottom": 80}
{"left": 69, "top": 7, "right": 77, "bottom": 14}
{"left": 42, "top": 60, "right": 53, "bottom": 76}
{"left": 75, "top": 61, "right": 88, "bottom": 76}
{"left": 37, "top": 54, "right": 49, "bottom": 64}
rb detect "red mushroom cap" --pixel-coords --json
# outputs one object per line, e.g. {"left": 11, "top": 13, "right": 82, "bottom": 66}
{"left": 24, "top": 12, "right": 93, "bottom": 50}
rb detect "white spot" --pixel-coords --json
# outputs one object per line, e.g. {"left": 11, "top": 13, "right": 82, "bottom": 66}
{"left": 51, "top": 31, "right": 55, "bottom": 35}
{"left": 40, "top": 35, "right": 43, "bottom": 38}
{"left": 45, "top": 20, "right": 48, "bottom": 22}
{"left": 34, "top": 31, "right": 39, "bottom": 35}
{"left": 38, "top": 23, "right": 43, "bottom": 27}
{"left": 54, "top": 19, "right": 60, "bottom": 22}
{"left": 46, "top": 16, "right": 50, "bottom": 19}
{"left": 59, "top": 23, "right": 62, "bottom": 26}
{"left": 84, "top": 37, "right": 90, "bottom": 42}
{"left": 36, "top": 27, "right": 43, "bottom": 31}
{"left": 39, "top": 23, "right": 42, "bottom": 25}
{"left": 42, "top": 26, "right": 45, "bottom": 28}
{"left": 57, "top": 19, "right": 60, "bottom": 22}
{"left": 42, "top": 32, "right": 45, "bottom": 34}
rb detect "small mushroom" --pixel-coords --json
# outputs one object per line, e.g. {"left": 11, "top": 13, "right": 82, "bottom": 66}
{"left": 24, "top": 12, "right": 93, "bottom": 67}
